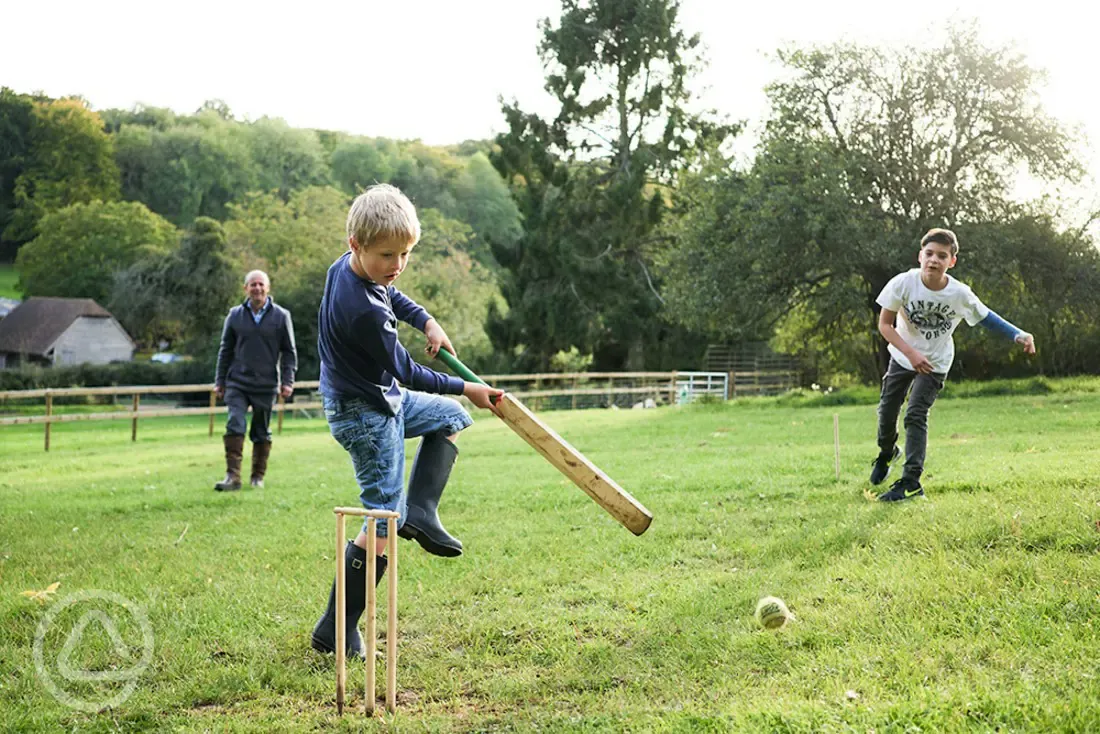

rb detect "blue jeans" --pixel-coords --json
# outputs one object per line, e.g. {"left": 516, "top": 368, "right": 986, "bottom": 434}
{"left": 323, "top": 390, "right": 472, "bottom": 536}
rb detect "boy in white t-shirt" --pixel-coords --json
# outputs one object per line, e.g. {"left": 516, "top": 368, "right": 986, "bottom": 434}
{"left": 870, "top": 228, "right": 1036, "bottom": 501}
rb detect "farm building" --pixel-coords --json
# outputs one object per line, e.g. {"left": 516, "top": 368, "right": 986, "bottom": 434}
{"left": 0, "top": 297, "right": 135, "bottom": 369}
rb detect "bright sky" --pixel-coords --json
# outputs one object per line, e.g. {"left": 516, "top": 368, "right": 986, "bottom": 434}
{"left": 4, "top": 0, "right": 1097, "bottom": 220}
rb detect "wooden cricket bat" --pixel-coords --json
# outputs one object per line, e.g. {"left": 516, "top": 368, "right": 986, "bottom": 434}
{"left": 437, "top": 350, "right": 653, "bottom": 536}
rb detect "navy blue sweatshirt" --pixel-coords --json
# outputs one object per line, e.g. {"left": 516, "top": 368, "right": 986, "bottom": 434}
{"left": 215, "top": 298, "right": 297, "bottom": 393}
{"left": 318, "top": 252, "right": 464, "bottom": 414}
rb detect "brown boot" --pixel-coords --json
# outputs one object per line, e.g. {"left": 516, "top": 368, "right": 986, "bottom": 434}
{"left": 250, "top": 441, "right": 271, "bottom": 487}
{"left": 214, "top": 435, "right": 245, "bottom": 491}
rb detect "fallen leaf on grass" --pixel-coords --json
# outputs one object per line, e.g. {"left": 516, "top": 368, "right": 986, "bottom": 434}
{"left": 20, "top": 582, "right": 60, "bottom": 605}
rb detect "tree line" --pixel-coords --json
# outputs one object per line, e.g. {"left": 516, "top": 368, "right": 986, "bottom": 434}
{"left": 2, "top": 0, "right": 1097, "bottom": 383}
{"left": 0, "top": 91, "right": 519, "bottom": 377}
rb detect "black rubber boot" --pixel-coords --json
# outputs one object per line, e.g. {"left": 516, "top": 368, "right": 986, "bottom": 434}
{"left": 398, "top": 433, "right": 462, "bottom": 557}
{"left": 310, "top": 542, "right": 388, "bottom": 658}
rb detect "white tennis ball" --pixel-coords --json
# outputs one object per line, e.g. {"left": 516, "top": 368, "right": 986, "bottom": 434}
{"left": 755, "top": 596, "right": 792, "bottom": 629}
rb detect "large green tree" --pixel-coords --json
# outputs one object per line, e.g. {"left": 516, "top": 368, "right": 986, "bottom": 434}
{"left": 101, "top": 103, "right": 178, "bottom": 133}
{"left": 4, "top": 97, "right": 121, "bottom": 244}
{"left": 394, "top": 208, "right": 502, "bottom": 365}
{"left": 16, "top": 200, "right": 177, "bottom": 304}
{"left": 246, "top": 118, "right": 330, "bottom": 197}
{"left": 452, "top": 152, "right": 522, "bottom": 268}
{"left": 113, "top": 111, "right": 258, "bottom": 226}
{"left": 168, "top": 218, "right": 240, "bottom": 354}
{"left": 110, "top": 218, "right": 238, "bottom": 352}
{"left": 0, "top": 88, "right": 41, "bottom": 258}
{"left": 663, "top": 25, "right": 1085, "bottom": 379}
{"left": 329, "top": 137, "right": 395, "bottom": 195}
{"left": 223, "top": 185, "right": 348, "bottom": 273}
{"left": 950, "top": 215, "right": 1100, "bottom": 378}
{"left": 112, "top": 106, "right": 330, "bottom": 227}
{"left": 491, "top": 0, "right": 734, "bottom": 370}
{"left": 327, "top": 136, "right": 520, "bottom": 270}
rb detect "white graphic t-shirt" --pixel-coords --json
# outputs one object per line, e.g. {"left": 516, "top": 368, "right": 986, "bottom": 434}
{"left": 876, "top": 269, "right": 989, "bottom": 374}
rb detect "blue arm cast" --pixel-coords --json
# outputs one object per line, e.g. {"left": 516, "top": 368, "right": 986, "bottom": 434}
{"left": 978, "top": 310, "right": 1023, "bottom": 341}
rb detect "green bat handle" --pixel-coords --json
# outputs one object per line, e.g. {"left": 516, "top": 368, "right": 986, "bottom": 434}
{"left": 436, "top": 349, "right": 486, "bottom": 386}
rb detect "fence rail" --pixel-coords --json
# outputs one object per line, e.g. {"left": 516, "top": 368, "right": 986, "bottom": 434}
{"left": 0, "top": 373, "right": 683, "bottom": 451}
{"left": 730, "top": 370, "right": 800, "bottom": 396}
{"left": 1, "top": 369, "right": 797, "bottom": 451}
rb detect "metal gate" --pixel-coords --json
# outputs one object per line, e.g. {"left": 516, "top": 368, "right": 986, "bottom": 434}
{"left": 674, "top": 372, "right": 729, "bottom": 404}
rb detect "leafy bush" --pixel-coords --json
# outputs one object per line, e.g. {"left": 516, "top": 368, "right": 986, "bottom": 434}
{"left": 550, "top": 347, "right": 593, "bottom": 373}
{"left": 16, "top": 200, "right": 178, "bottom": 303}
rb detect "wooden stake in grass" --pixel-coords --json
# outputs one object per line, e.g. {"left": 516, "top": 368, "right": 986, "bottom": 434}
{"left": 366, "top": 518, "right": 377, "bottom": 714}
{"left": 386, "top": 516, "right": 397, "bottom": 714}
{"left": 333, "top": 508, "right": 399, "bottom": 716}
{"left": 335, "top": 512, "right": 346, "bottom": 715}
{"left": 833, "top": 413, "right": 840, "bottom": 481}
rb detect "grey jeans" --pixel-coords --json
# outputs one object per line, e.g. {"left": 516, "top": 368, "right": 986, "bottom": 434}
{"left": 224, "top": 386, "right": 275, "bottom": 443}
{"left": 877, "top": 358, "right": 945, "bottom": 481}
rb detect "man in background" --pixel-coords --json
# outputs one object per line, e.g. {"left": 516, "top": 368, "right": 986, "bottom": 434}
{"left": 213, "top": 270, "right": 297, "bottom": 490}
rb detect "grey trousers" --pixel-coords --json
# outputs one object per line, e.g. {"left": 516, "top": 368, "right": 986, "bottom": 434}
{"left": 877, "top": 359, "right": 945, "bottom": 481}
{"left": 224, "top": 387, "right": 275, "bottom": 443}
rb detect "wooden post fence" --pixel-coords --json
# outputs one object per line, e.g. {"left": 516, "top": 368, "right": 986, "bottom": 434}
{"left": 208, "top": 392, "right": 216, "bottom": 436}
{"left": 44, "top": 392, "right": 52, "bottom": 452}
{"left": 1, "top": 372, "right": 697, "bottom": 450}
{"left": 131, "top": 394, "right": 140, "bottom": 442}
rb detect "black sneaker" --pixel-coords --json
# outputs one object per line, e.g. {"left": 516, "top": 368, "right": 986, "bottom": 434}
{"left": 876, "top": 477, "right": 924, "bottom": 502}
{"left": 869, "top": 446, "right": 901, "bottom": 485}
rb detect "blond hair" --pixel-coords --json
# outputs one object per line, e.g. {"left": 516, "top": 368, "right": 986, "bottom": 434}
{"left": 346, "top": 184, "right": 420, "bottom": 248}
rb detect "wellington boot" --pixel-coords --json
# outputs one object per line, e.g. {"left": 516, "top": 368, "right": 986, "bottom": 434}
{"left": 214, "top": 434, "right": 245, "bottom": 491}
{"left": 250, "top": 441, "right": 271, "bottom": 487}
{"left": 397, "top": 433, "right": 462, "bottom": 557}
{"left": 310, "top": 542, "right": 388, "bottom": 658}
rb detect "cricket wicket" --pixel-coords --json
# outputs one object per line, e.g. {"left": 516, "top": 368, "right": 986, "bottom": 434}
{"left": 334, "top": 507, "right": 399, "bottom": 715}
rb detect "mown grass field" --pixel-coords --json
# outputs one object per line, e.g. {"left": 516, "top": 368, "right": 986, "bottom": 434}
{"left": 1, "top": 384, "right": 1099, "bottom": 732}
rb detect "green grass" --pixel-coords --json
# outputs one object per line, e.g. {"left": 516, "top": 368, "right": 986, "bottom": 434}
{"left": 0, "top": 263, "right": 21, "bottom": 299}
{"left": 2, "top": 391, "right": 1099, "bottom": 732}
